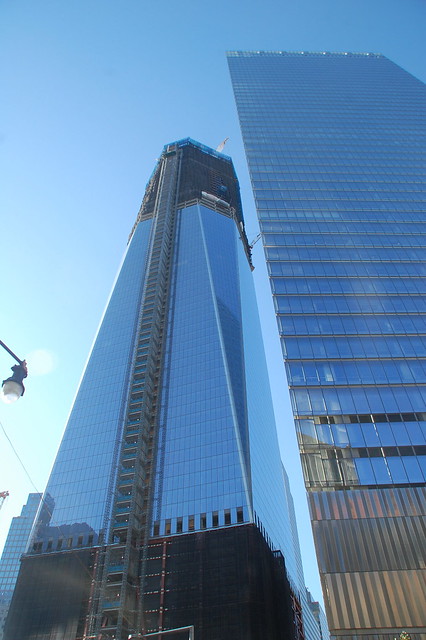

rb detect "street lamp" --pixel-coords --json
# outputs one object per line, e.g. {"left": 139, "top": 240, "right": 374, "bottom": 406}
{"left": 128, "top": 626, "right": 194, "bottom": 640}
{"left": 0, "top": 340, "right": 28, "bottom": 404}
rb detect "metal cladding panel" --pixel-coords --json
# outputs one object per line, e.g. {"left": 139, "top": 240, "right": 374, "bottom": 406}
{"left": 309, "top": 487, "right": 426, "bottom": 637}
{"left": 324, "top": 570, "right": 425, "bottom": 635}
{"left": 309, "top": 486, "right": 426, "bottom": 521}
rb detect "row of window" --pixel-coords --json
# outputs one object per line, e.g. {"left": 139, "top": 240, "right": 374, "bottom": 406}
{"left": 269, "top": 261, "right": 426, "bottom": 277}
{"left": 287, "top": 359, "right": 426, "bottom": 386}
{"left": 152, "top": 506, "right": 246, "bottom": 537}
{"left": 247, "top": 140, "right": 417, "bottom": 153}
{"left": 247, "top": 155, "right": 424, "bottom": 170}
{"left": 246, "top": 144, "right": 421, "bottom": 158}
{"left": 257, "top": 190, "right": 426, "bottom": 202}
{"left": 241, "top": 96, "right": 419, "bottom": 110}
{"left": 302, "top": 452, "right": 426, "bottom": 487}
{"left": 259, "top": 209, "right": 426, "bottom": 222}
{"left": 311, "top": 411, "right": 426, "bottom": 424}
{"left": 355, "top": 455, "right": 425, "bottom": 485}
{"left": 262, "top": 220, "right": 426, "bottom": 234}
{"left": 258, "top": 199, "right": 426, "bottom": 212}
{"left": 251, "top": 169, "right": 425, "bottom": 180}
{"left": 278, "top": 313, "right": 426, "bottom": 336}
{"left": 278, "top": 314, "right": 426, "bottom": 336}
{"left": 275, "top": 294, "right": 426, "bottom": 314}
{"left": 265, "top": 233, "right": 426, "bottom": 248}
{"left": 240, "top": 104, "right": 423, "bottom": 117}
{"left": 255, "top": 181, "right": 426, "bottom": 193}
{"left": 284, "top": 335, "right": 426, "bottom": 359}
{"left": 268, "top": 247, "right": 426, "bottom": 261}
{"left": 246, "top": 136, "right": 423, "bottom": 150}
{"left": 296, "top": 417, "right": 426, "bottom": 447}
{"left": 273, "top": 277, "right": 426, "bottom": 295}
{"left": 291, "top": 385, "right": 426, "bottom": 416}
{"left": 32, "top": 530, "right": 100, "bottom": 554}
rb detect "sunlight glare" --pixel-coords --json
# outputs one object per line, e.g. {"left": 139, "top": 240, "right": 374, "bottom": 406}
{"left": 26, "top": 349, "right": 56, "bottom": 376}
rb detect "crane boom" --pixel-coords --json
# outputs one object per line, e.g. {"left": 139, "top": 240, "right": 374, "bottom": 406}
{"left": 0, "top": 490, "right": 9, "bottom": 511}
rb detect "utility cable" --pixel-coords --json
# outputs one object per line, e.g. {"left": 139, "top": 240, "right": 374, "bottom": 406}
{"left": 0, "top": 417, "right": 98, "bottom": 597}
{"left": 0, "top": 418, "right": 40, "bottom": 494}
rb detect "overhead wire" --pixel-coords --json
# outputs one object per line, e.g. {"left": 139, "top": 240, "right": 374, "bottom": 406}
{"left": 0, "top": 418, "right": 40, "bottom": 494}
{"left": 0, "top": 416, "right": 99, "bottom": 611}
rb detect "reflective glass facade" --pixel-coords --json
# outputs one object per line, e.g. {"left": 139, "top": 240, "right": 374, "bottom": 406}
{"left": 0, "top": 494, "right": 49, "bottom": 639}
{"left": 6, "top": 139, "right": 319, "bottom": 640}
{"left": 152, "top": 204, "right": 251, "bottom": 530}
{"left": 228, "top": 51, "right": 426, "bottom": 640}
{"left": 28, "top": 219, "right": 153, "bottom": 551}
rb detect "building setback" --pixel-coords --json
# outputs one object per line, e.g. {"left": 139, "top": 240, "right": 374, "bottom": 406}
{"left": 5, "top": 138, "right": 323, "bottom": 640}
{"left": 228, "top": 51, "right": 426, "bottom": 640}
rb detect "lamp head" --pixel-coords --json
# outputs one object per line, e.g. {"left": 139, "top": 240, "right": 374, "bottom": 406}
{"left": 1, "top": 361, "right": 27, "bottom": 404}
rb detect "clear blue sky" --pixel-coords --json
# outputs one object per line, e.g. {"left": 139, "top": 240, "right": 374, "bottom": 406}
{"left": 1, "top": 0, "right": 425, "bottom": 605}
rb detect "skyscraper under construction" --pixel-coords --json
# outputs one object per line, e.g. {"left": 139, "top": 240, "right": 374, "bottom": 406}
{"left": 5, "top": 138, "right": 320, "bottom": 640}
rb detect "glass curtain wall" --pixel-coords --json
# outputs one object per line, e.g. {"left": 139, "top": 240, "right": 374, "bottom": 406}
{"left": 5, "top": 139, "right": 322, "bottom": 640}
{"left": 228, "top": 51, "right": 426, "bottom": 640}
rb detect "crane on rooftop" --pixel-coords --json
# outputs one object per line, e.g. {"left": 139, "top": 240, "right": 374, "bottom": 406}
{"left": 0, "top": 491, "right": 9, "bottom": 511}
{"left": 216, "top": 137, "right": 229, "bottom": 153}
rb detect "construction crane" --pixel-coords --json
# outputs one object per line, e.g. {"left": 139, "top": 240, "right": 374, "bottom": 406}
{"left": 0, "top": 491, "right": 9, "bottom": 511}
{"left": 216, "top": 137, "right": 229, "bottom": 153}
{"left": 249, "top": 232, "right": 262, "bottom": 249}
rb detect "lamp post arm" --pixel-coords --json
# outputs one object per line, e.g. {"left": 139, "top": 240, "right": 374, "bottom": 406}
{"left": 0, "top": 340, "right": 24, "bottom": 365}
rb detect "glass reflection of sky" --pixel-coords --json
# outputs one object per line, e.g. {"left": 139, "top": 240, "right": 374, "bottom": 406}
{"left": 34, "top": 220, "right": 152, "bottom": 545}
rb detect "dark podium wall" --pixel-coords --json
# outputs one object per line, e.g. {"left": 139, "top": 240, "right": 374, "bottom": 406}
{"left": 5, "top": 525, "right": 299, "bottom": 640}
{"left": 4, "top": 549, "right": 95, "bottom": 640}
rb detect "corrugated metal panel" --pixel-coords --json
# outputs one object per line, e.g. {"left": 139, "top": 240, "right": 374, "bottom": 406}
{"left": 324, "top": 569, "right": 426, "bottom": 630}
{"left": 309, "top": 487, "right": 426, "bottom": 636}
{"left": 309, "top": 486, "right": 425, "bottom": 520}
{"left": 312, "top": 516, "right": 425, "bottom": 572}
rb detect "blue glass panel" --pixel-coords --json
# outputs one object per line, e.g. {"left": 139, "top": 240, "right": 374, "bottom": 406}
{"left": 376, "top": 423, "right": 396, "bottom": 446}
{"left": 34, "top": 220, "right": 153, "bottom": 546}
{"left": 347, "top": 424, "right": 365, "bottom": 447}
{"left": 361, "top": 424, "right": 380, "bottom": 447}
{"left": 230, "top": 50, "right": 426, "bottom": 475}
{"left": 238, "top": 237, "right": 303, "bottom": 586}
{"left": 229, "top": 51, "right": 426, "bottom": 636}
{"left": 354, "top": 459, "right": 375, "bottom": 485}
{"left": 418, "top": 456, "right": 426, "bottom": 477}
{"left": 402, "top": 458, "right": 424, "bottom": 483}
{"left": 407, "top": 422, "right": 426, "bottom": 445}
{"left": 387, "top": 457, "right": 409, "bottom": 483}
{"left": 331, "top": 424, "right": 349, "bottom": 447}
{"left": 152, "top": 206, "right": 248, "bottom": 525}
{"left": 316, "top": 424, "right": 333, "bottom": 445}
{"left": 201, "top": 206, "right": 249, "bottom": 469}
{"left": 297, "top": 420, "right": 317, "bottom": 444}
{"left": 370, "top": 458, "right": 391, "bottom": 484}
{"left": 390, "top": 423, "right": 411, "bottom": 445}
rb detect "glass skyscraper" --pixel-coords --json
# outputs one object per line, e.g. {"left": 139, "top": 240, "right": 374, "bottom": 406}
{"left": 5, "top": 139, "right": 322, "bottom": 640}
{"left": 0, "top": 494, "right": 52, "bottom": 640}
{"left": 228, "top": 51, "right": 426, "bottom": 640}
